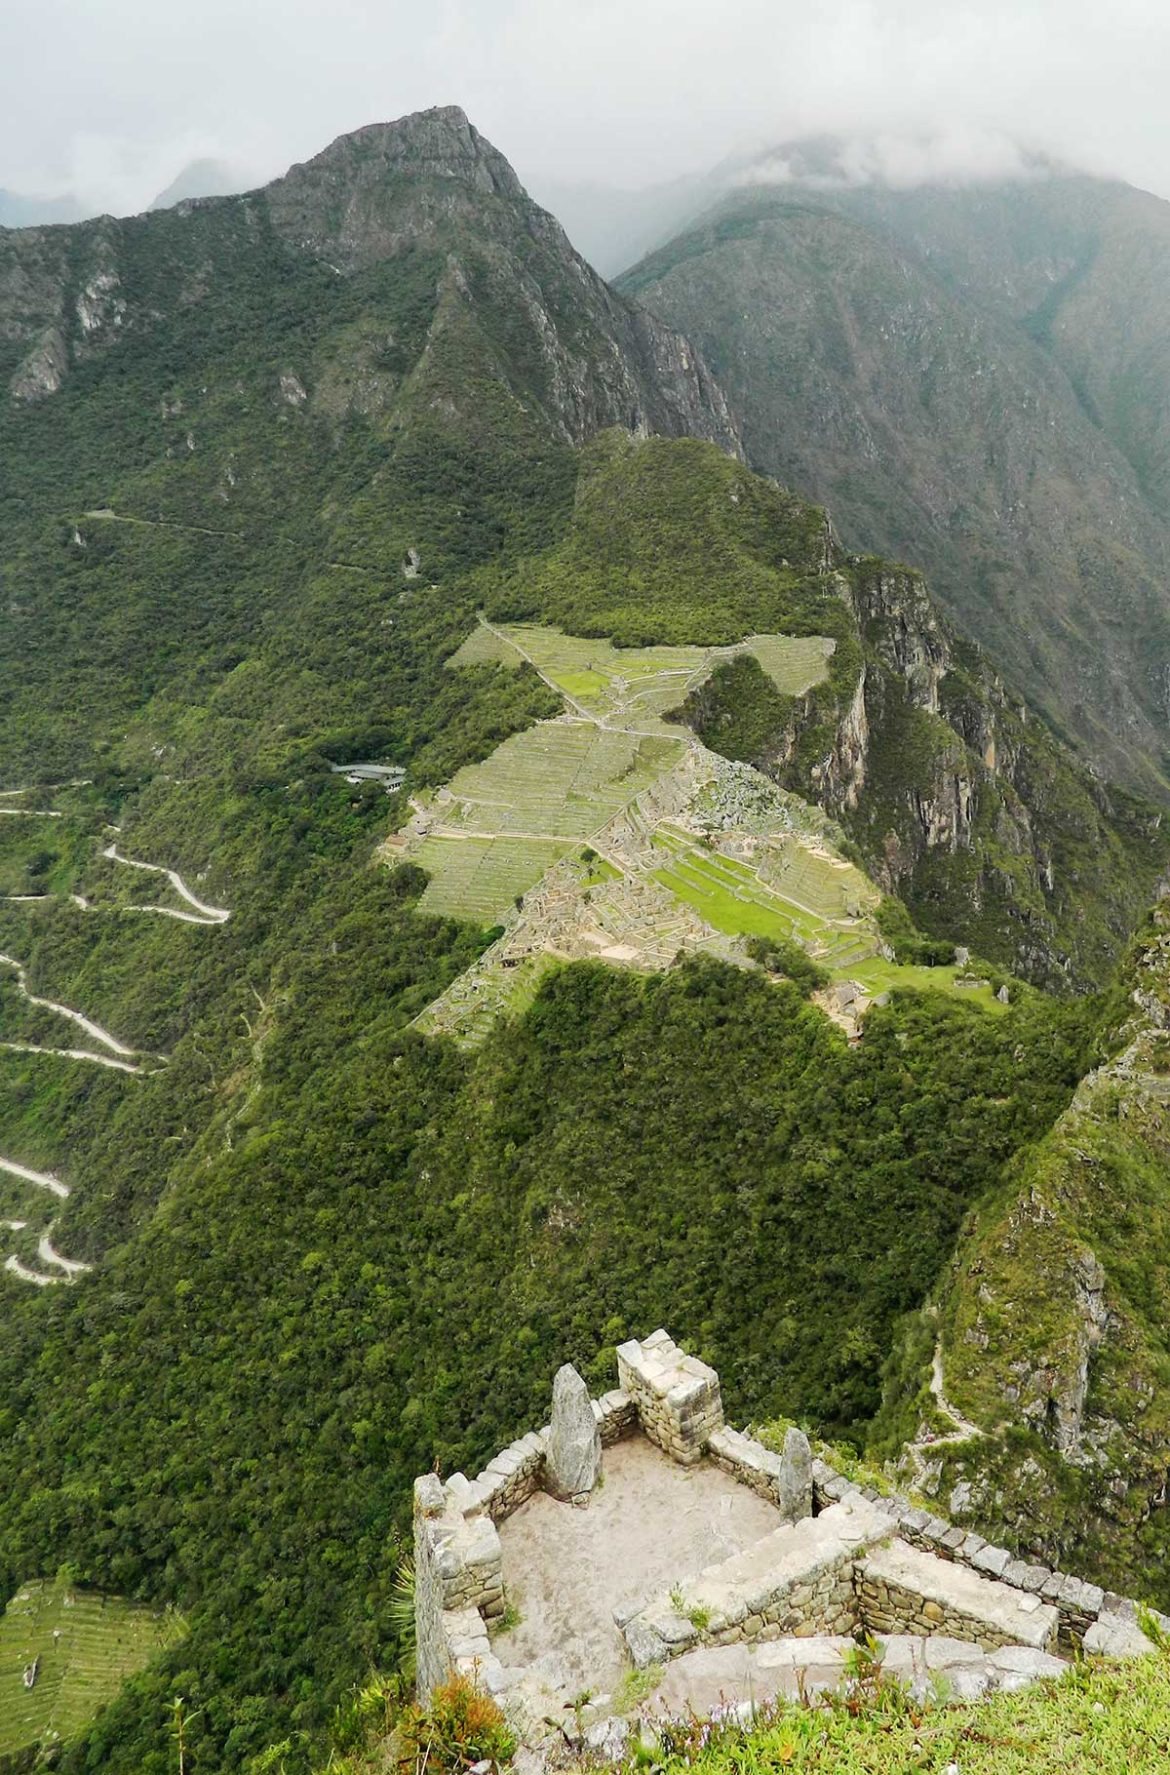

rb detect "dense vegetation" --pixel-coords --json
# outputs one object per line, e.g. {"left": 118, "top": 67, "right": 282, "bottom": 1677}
{"left": 0, "top": 112, "right": 1166, "bottom": 1769}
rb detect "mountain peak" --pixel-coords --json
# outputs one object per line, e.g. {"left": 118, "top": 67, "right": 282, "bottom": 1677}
{"left": 277, "top": 104, "right": 524, "bottom": 205}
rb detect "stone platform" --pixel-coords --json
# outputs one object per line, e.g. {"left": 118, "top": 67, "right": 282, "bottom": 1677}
{"left": 413, "top": 1329, "right": 1160, "bottom": 1763}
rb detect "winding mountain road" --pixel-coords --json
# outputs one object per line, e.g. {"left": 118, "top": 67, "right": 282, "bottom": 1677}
{"left": 0, "top": 1159, "right": 91, "bottom": 1284}
{"left": 0, "top": 1154, "right": 68, "bottom": 1198}
{"left": 0, "top": 951, "right": 137, "bottom": 1056}
{"left": 102, "top": 844, "right": 231, "bottom": 924}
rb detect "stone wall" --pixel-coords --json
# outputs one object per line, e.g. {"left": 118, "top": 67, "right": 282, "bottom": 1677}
{"left": 709, "top": 1423, "right": 812, "bottom": 1520}
{"left": 620, "top": 1495, "right": 890, "bottom": 1668}
{"left": 413, "top": 1474, "right": 507, "bottom": 1700}
{"left": 812, "top": 1459, "right": 1162, "bottom": 1656}
{"left": 616, "top": 1330, "right": 723, "bottom": 1465}
{"left": 857, "top": 1540, "right": 1059, "bottom": 1652}
{"left": 414, "top": 1330, "right": 1164, "bottom": 1709}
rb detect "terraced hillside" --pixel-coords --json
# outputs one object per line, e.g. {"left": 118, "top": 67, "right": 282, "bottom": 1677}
{"left": 0, "top": 1576, "right": 182, "bottom": 1760}
{"left": 401, "top": 621, "right": 1011, "bottom": 1042}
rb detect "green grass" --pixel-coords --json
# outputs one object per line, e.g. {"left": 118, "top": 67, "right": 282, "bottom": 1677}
{"left": 0, "top": 1575, "right": 184, "bottom": 1757}
{"left": 608, "top": 1646, "right": 1170, "bottom": 1775}
{"left": 649, "top": 829, "right": 1008, "bottom": 1009}
{"left": 449, "top": 621, "right": 835, "bottom": 732}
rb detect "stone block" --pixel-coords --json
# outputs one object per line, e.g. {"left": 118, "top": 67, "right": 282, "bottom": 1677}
{"left": 545, "top": 1364, "right": 602, "bottom": 1502}
{"left": 1083, "top": 1615, "right": 1157, "bottom": 1659}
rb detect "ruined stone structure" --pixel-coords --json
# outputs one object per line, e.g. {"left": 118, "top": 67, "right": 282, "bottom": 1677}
{"left": 413, "top": 1329, "right": 1163, "bottom": 1750}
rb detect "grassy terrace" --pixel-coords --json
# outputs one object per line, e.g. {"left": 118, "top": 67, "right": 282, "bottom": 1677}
{"left": 0, "top": 1576, "right": 183, "bottom": 1758}
{"left": 410, "top": 723, "right": 684, "bottom": 920}
{"left": 602, "top": 1647, "right": 1170, "bottom": 1775}
{"left": 447, "top": 621, "right": 835, "bottom": 732}
{"left": 651, "top": 829, "right": 1005, "bottom": 1009}
{"left": 413, "top": 835, "right": 573, "bottom": 921}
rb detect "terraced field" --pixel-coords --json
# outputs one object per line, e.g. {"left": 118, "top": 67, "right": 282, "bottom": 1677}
{"left": 0, "top": 1576, "right": 183, "bottom": 1758}
{"left": 651, "top": 829, "right": 1005, "bottom": 1010}
{"left": 447, "top": 620, "right": 835, "bottom": 731}
{"left": 409, "top": 723, "right": 686, "bottom": 921}
{"left": 414, "top": 835, "right": 573, "bottom": 921}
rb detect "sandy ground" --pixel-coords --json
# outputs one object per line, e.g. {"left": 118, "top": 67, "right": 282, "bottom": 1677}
{"left": 495, "top": 1439, "right": 781, "bottom": 1694}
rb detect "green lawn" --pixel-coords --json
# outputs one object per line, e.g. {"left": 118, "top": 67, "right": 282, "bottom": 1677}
{"left": 0, "top": 1576, "right": 184, "bottom": 1758}
{"left": 447, "top": 621, "right": 835, "bottom": 731}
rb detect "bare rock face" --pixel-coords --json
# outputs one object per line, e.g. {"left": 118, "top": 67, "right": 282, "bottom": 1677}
{"left": 545, "top": 1363, "right": 601, "bottom": 1503}
{"left": 777, "top": 1426, "right": 813, "bottom": 1521}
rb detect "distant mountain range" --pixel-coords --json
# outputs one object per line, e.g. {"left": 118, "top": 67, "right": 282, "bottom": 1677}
{"left": 616, "top": 150, "right": 1170, "bottom": 798}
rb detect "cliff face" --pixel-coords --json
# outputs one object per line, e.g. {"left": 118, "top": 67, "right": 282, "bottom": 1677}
{"left": 716, "top": 557, "right": 1168, "bottom": 991}
{"left": 620, "top": 179, "right": 1170, "bottom": 802}
{"left": 0, "top": 106, "right": 740, "bottom": 459}
{"left": 909, "top": 902, "right": 1170, "bottom": 1603}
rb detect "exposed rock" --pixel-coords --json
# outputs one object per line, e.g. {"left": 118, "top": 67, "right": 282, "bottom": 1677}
{"left": 10, "top": 325, "right": 66, "bottom": 401}
{"left": 545, "top": 1364, "right": 601, "bottom": 1502}
{"left": 777, "top": 1426, "right": 813, "bottom": 1522}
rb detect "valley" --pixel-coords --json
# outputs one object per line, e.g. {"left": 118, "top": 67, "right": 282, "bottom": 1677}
{"left": 0, "top": 100, "right": 1168, "bottom": 1773}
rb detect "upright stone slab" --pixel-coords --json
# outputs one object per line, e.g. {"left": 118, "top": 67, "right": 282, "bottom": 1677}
{"left": 777, "top": 1426, "right": 813, "bottom": 1521}
{"left": 544, "top": 1363, "right": 602, "bottom": 1502}
{"left": 616, "top": 1330, "right": 723, "bottom": 1465}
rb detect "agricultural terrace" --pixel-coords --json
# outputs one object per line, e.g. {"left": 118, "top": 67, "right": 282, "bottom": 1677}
{"left": 447, "top": 619, "right": 835, "bottom": 732}
{"left": 651, "top": 828, "right": 1005, "bottom": 1010}
{"left": 0, "top": 1576, "right": 184, "bottom": 1759}
{"left": 410, "top": 724, "right": 684, "bottom": 920}
{"left": 409, "top": 622, "right": 1009, "bottom": 1024}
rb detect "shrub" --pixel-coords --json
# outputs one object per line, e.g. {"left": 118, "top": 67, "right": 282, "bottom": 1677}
{"left": 395, "top": 1675, "right": 517, "bottom": 1773}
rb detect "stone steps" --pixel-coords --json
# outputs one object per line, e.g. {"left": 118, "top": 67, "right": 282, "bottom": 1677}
{"left": 857, "top": 1538, "right": 1060, "bottom": 1652}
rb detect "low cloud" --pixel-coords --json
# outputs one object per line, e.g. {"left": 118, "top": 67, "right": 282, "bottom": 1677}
{"left": 0, "top": 0, "right": 1167, "bottom": 217}
{"left": 739, "top": 129, "right": 1055, "bottom": 193}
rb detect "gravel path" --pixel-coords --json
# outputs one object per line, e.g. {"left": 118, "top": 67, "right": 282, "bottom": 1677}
{"left": 102, "top": 844, "right": 231, "bottom": 924}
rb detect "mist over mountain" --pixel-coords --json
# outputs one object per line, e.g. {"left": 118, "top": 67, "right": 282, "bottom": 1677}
{"left": 148, "top": 156, "right": 253, "bottom": 210}
{"left": 0, "top": 186, "right": 85, "bottom": 227}
{"left": 6, "top": 91, "right": 1170, "bottom": 1773}
{"left": 621, "top": 153, "right": 1170, "bottom": 797}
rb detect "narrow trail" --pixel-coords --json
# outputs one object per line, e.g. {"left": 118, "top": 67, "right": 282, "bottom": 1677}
{"left": 0, "top": 1040, "right": 146, "bottom": 1074}
{"left": 102, "top": 844, "right": 231, "bottom": 924}
{"left": 5, "top": 1255, "right": 56, "bottom": 1286}
{"left": 0, "top": 951, "right": 137, "bottom": 1056}
{"left": 37, "top": 1230, "right": 91, "bottom": 1277}
{"left": 0, "top": 1158, "right": 90, "bottom": 1284}
{"left": 902, "top": 1339, "right": 985, "bottom": 1488}
{"left": 0, "top": 808, "right": 63, "bottom": 819}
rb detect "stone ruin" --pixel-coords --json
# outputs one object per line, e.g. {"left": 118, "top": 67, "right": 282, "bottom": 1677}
{"left": 414, "top": 1330, "right": 1164, "bottom": 1758}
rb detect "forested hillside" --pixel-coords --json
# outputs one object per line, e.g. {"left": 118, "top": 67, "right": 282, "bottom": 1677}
{"left": 0, "top": 108, "right": 1168, "bottom": 1770}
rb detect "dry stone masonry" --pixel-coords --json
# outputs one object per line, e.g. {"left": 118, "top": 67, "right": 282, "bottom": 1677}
{"left": 615, "top": 1330, "right": 724, "bottom": 1465}
{"left": 413, "top": 1329, "right": 1164, "bottom": 1753}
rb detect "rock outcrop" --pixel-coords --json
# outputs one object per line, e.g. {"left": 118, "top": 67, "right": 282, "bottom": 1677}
{"left": 544, "top": 1363, "right": 602, "bottom": 1502}
{"left": 897, "top": 897, "right": 1170, "bottom": 1604}
{"left": 0, "top": 106, "right": 740, "bottom": 458}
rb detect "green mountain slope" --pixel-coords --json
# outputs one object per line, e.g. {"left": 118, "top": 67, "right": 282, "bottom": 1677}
{"left": 0, "top": 110, "right": 1166, "bottom": 1770}
{"left": 619, "top": 167, "right": 1170, "bottom": 801}
{"left": 874, "top": 895, "right": 1170, "bottom": 1607}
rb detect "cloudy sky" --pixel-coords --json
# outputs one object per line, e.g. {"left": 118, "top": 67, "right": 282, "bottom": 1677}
{"left": 2, "top": 0, "right": 1167, "bottom": 214}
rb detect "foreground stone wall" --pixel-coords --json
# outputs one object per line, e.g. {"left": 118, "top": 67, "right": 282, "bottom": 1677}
{"left": 621, "top": 1495, "right": 889, "bottom": 1668}
{"left": 413, "top": 1329, "right": 1163, "bottom": 1706}
{"left": 413, "top": 1474, "right": 507, "bottom": 1699}
{"left": 858, "top": 1540, "right": 1059, "bottom": 1652}
{"left": 812, "top": 1459, "right": 1162, "bottom": 1655}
